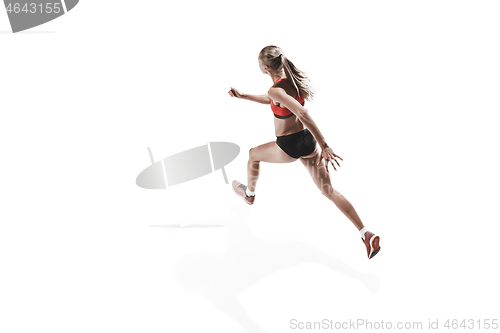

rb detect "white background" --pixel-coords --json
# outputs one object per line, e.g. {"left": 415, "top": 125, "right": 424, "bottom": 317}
{"left": 1, "top": 1, "right": 499, "bottom": 332}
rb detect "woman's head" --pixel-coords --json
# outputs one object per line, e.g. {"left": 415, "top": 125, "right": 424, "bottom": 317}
{"left": 258, "top": 45, "right": 284, "bottom": 74}
{"left": 258, "top": 45, "right": 314, "bottom": 101}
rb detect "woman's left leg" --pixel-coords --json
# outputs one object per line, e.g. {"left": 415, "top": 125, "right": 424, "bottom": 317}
{"left": 247, "top": 141, "right": 297, "bottom": 192}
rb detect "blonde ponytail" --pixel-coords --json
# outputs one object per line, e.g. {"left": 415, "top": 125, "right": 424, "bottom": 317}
{"left": 281, "top": 54, "right": 314, "bottom": 101}
{"left": 259, "top": 45, "right": 314, "bottom": 101}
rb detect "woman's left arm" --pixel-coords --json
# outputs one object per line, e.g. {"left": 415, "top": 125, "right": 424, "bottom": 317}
{"left": 268, "top": 88, "right": 343, "bottom": 170}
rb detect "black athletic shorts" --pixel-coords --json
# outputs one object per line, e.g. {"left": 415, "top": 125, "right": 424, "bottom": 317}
{"left": 276, "top": 128, "right": 317, "bottom": 159}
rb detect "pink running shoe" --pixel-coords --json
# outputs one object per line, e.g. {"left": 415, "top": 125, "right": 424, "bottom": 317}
{"left": 363, "top": 231, "right": 381, "bottom": 259}
{"left": 232, "top": 180, "right": 255, "bottom": 205}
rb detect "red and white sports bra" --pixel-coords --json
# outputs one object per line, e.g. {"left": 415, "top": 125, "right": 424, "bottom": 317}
{"left": 270, "top": 78, "right": 305, "bottom": 119}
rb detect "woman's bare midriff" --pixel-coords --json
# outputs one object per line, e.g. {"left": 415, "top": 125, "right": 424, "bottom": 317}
{"left": 274, "top": 114, "right": 305, "bottom": 137}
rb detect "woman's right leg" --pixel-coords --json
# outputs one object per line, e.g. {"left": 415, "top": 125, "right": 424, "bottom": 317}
{"left": 299, "top": 151, "right": 365, "bottom": 231}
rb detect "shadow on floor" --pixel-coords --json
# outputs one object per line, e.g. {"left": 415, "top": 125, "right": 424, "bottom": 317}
{"left": 172, "top": 198, "right": 380, "bottom": 333}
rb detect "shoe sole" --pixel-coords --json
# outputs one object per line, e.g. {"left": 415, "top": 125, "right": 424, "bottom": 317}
{"left": 232, "top": 184, "right": 254, "bottom": 205}
{"left": 369, "top": 236, "right": 380, "bottom": 259}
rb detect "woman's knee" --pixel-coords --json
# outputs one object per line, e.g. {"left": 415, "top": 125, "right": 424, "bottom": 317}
{"left": 249, "top": 147, "right": 258, "bottom": 162}
{"left": 320, "top": 182, "right": 342, "bottom": 200}
{"left": 320, "top": 184, "right": 333, "bottom": 197}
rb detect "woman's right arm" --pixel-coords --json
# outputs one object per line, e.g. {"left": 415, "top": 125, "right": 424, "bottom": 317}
{"left": 228, "top": 87, "right": 271, "bottom": 104}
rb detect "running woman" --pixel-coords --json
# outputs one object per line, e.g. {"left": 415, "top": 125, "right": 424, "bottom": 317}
{"left": 228, "top": 46, "right": 381, "bottom": 259}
